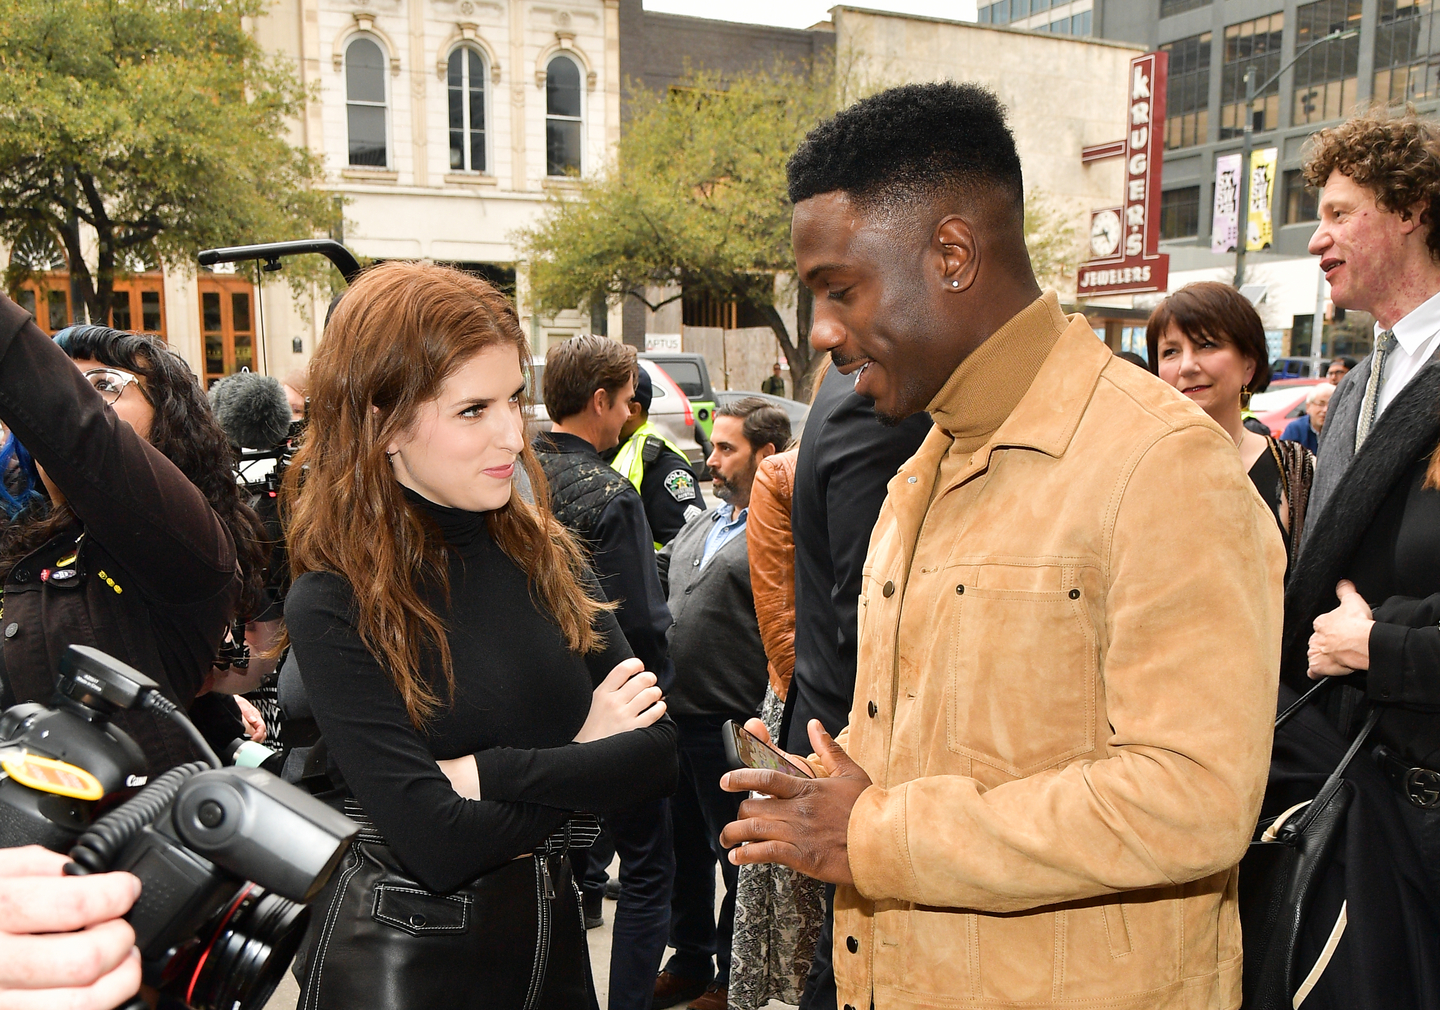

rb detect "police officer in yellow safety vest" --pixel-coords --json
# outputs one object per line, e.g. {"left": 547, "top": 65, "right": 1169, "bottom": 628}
{"left": 605, "top": 367, "right": 705, "bottom": 547}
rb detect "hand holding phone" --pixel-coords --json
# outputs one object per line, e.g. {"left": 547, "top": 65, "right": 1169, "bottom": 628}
{"left": 722, "top": 719, "right": 815, "bottom": 778}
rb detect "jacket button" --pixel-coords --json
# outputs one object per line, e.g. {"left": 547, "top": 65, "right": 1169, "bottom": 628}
{"left": 3, "top": 623, "right": 16, "bottom": 639}
{"left": 846, "top": 935, "right": 859, "bottom": 953}
{"left": 868, "top": 700, "right": 877, "bottom": 718}
{"left": 955, "top": 584, "right": 965, "bottom": 595}
{"left": 1069, "top": 588, "right": 1081, "bottom": 600}
{"left": 408, "top": 913, "right": 426, "bottom": 928}
{"left": 684, "top": 585, "right": 694, "bottom": 594}
{"left": 13, "top": 569, "right": 29, "bottom": 582}
{"left": 693, "top": 558, "right": 701, "bottom": 567}
{"left": 882, "top": 581, "right": 894, "bottom": 598}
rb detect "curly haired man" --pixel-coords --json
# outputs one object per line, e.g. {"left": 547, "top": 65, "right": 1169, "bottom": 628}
{"left": 1266, "top": 105, "right": 1440, "bottom": 1007}
{"left": 1303, "top": 107, "right": 1440, "bottom": 523}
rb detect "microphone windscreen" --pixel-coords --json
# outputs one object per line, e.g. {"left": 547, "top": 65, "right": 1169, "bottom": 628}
{"left": 210, "top": 372, "right": 293, "bottom": 449}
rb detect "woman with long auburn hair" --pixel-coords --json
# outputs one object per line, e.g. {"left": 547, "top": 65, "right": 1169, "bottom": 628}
{"left": 282, "top": 261, "right": 676, "bottom": 1009}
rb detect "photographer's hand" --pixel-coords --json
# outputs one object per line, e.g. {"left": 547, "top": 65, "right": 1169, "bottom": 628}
{"left": 0, "top": 845, "right": 141, "bottom": 1010}
{"left": 574, "top": 659, "right": 666, "bottom": 743}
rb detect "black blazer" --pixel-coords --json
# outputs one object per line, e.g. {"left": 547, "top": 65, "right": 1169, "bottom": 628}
{"left": 783, "top": 365, "right": 931, "bottom": 753}
{"left": 1285, "top": 358, "right": 1440, "bottom": 763}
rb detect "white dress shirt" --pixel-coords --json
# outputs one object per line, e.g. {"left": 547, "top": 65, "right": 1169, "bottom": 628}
{"left": 1363, "top": 288, "right": 1440, "bottom": 433}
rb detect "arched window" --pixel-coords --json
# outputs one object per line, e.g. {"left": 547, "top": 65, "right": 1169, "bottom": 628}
{"left": 447, "top": 47, "right": 487, "bottom": 173}
{"left": 346, "top": 37, "right": 389, "bottom": 167}
{"left": 545, "top": 55, "right": 582, "bottom": 176}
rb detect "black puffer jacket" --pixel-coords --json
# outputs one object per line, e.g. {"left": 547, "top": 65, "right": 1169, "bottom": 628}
{"left": 0, "top": 295, "right": 240, "bottom": 771}
{"left": 532, "top": 430, "right": 674, "bottom": 693}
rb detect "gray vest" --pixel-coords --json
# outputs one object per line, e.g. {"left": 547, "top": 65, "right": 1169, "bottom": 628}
{"left": 660, "top": 511, "right": 768, "bottom": 719}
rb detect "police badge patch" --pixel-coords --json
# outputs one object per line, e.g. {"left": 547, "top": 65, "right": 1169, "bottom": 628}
{"left": 663, "top": 469, "right": 698, "bottom": 502}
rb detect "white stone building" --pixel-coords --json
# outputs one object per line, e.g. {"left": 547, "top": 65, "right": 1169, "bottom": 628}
{"left": 8, "top": 0, "right": 624, "bottom": 384}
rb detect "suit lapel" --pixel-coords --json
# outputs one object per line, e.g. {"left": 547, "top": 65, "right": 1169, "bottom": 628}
{"left": 1283, "top": 359, "right": 1440, "bottom": 682}
{"left": 1305, "top": 358, "right": 1366, "bottom": 537}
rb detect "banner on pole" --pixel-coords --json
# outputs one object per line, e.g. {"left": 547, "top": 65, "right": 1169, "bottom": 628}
{"left": 1212, "top": 153, "right": 1240, "bottom": 254}
{"left": 1247, "top": 146, "right": 1278, "bottom": 252}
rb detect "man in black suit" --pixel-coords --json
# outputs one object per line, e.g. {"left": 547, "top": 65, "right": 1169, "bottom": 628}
{"left": 1263, "top": 107, "right": 1440, "bottom": 1008}
{"left": 780, "top": 363, "right": 929, "bottom": 1010}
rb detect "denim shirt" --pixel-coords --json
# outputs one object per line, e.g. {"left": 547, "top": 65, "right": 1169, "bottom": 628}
{"left": 700, "top": 505, "right": 748, "bottom": 568}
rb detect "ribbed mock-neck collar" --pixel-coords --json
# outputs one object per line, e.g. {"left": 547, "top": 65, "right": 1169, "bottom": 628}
{"left": 926, "top": 292, "right": 1067, "bottom": 449}
{"left": 400, "top": 484, "right": 490, "bottom": 554}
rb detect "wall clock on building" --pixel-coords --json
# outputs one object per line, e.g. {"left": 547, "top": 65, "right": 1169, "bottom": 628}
{"left": 1090, "top": 209, "right": 1122, "bottom": 259}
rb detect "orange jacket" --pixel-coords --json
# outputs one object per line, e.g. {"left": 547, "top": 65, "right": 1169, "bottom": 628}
{"left": 746, "top": 448, "right": 798, "bottom": 699}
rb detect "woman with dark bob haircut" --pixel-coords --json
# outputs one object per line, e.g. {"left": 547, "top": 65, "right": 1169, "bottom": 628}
{"left": 282, "top": 260, "right": 677, "bottom": 1008}
{"left": 0, "top": 305, "right": 268, "bottom": 771}
{"left": 1147, "top": 281, "right": 1314, "bottom": 567}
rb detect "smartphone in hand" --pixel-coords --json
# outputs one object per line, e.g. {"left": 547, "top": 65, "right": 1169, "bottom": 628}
{"left": 721, "top": 720, "right": 816, "bottom": 778}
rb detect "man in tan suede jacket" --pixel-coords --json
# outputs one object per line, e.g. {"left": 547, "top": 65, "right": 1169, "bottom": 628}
{"left": 720, "top": 84, "right": 1285, "bottom": 1010}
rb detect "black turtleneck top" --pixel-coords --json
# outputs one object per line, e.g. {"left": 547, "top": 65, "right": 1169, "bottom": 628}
{"left": 284, "top": 489, "right": 678, "bottom": 893}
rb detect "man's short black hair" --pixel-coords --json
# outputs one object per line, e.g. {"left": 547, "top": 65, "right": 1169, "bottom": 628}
{"left": 787, "top": 82, "right": 1023, "bottom": 215}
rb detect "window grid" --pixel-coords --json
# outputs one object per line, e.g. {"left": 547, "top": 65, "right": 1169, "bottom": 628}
{"left": 1283, "top": 169, "right": 1321, "bottom": 223}
{"left": 345, "top": 37, "right": 389, "bottom": 168}
{"left": 1220, "top": 13, "right": 1285, "bottom": 139}
{"left": 545, "top": 55, "right": 582, "bottom": 177}
{"left": 1375, "top": 0, "right": 1440, "bottom": 104}
{"left": 1160, "top": 187, "right": 1202, "bottom": 238}
{"left": 1162, "top": 32, "right": 1213, "bottom": 148}
{"left": 1292, "top": 0, "right": 1363, "bottom": 125}
{"left": 447, "top": 47, "right": 487, "bottom": 173}
{"left": 980, "top": 1, "right": 1091, "bottom": 33}
{"left": 1161, "top": 0, "right": 1210, "bottom": 17}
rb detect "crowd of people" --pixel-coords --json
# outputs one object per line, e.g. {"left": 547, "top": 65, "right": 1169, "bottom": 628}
{"left": 0, "top": 81, "right": 1437, "bottom": 1010}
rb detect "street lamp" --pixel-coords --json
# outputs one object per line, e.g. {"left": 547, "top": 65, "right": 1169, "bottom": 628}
{"left": 1233, "top": 27, "right": 1359, "bottom": 289}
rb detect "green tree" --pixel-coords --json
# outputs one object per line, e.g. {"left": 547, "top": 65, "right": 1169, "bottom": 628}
{"left": 516, "top": 62, "right": 837, "bottom": 396}
{"left": 0, "top": 0, "right": 334, "bottom": 323}
{"left": 1023, "top": 188, "right": 1085, "bottom": 295}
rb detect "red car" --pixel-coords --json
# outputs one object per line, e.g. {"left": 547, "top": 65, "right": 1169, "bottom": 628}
{"left": 1248, "top": 382, "right": 1327, "bottom": 438}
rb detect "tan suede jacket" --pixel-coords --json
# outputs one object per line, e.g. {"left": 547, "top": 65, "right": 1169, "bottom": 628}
{"left": 834, "top": 295, "right": 1285, "bottom": 1010}
{"left": 748, "top": 449, "right": 798, "bottom": 698}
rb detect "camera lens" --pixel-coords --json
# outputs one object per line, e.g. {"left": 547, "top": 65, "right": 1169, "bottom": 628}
{"left": 166, "top": 883, "right": 310, "bottom": 1010}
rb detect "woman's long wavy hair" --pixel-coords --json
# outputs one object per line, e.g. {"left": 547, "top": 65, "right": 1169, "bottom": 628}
{"left": 282, "top": 261, "right": 608, "bottom": 729}
{"left": 0, "top": 326, "right": 268, "bottom": 617}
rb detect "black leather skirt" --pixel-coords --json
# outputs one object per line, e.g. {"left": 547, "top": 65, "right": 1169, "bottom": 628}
{"left": 293, "top": 806, "right": 599, "bottom": 1010}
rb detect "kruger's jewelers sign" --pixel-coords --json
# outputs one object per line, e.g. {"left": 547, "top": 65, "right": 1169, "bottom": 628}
{"left": 1076, "top": 51, "right": 1171, "bottom": 297}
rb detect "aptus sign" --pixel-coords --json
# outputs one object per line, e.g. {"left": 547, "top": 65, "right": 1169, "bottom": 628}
{"left": 1076, "top": 51, "right": 1170, "bottom": 298}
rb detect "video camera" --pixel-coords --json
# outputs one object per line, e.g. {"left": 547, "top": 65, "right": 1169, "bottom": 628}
{"left": 0, "top": 645, "right": 357, "bottom": 1010}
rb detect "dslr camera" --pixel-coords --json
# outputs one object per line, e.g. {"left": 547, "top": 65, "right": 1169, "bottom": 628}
{"left": 0, "top": 645, "right": 356, "bottom": 1010}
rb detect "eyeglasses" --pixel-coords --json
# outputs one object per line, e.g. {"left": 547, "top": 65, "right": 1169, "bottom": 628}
{"left": 84, "top": 367, "right": 142, "bottom": 405}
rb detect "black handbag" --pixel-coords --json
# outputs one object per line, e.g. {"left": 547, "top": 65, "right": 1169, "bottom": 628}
{"left": 1240, "top": 681, "right": 1380, "bottom": 1010}
{"left": 294, "top": 803, "right": 601, "bottom": 1010}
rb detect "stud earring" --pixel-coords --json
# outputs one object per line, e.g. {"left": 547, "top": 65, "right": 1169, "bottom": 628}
{"left": 951, "top": 279, "right": 960, "bottom": 288}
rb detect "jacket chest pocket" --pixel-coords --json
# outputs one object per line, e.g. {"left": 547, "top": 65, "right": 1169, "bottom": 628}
{"left": 944, "top": 565, "right": 1098, "bottom": 775}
